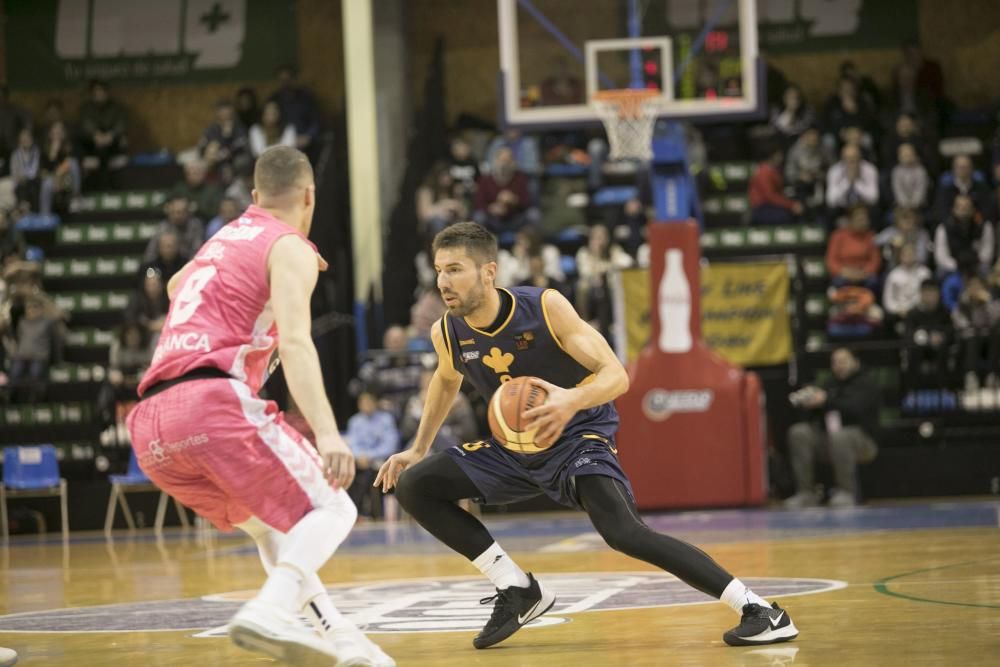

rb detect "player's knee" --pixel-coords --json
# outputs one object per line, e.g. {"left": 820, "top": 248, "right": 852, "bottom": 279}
{"left": 316, "top": 488, "right": 358, "bottom": 527}
{"left": 394, "top": 469, "right": 421, "bottom": 512}
{"left": 787, "top": 422, "right": 814, "bottom": 448}
{"left": 596, "top": 520, "right": 644, "bottom": 555}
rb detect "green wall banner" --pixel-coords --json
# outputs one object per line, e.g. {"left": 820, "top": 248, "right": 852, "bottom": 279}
{"left": 5, "top": 0, "right": 298, "bottom": 88}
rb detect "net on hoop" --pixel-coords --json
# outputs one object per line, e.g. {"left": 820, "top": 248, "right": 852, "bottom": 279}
{"left": 591, "top": 89, "right": 666, "bottom": 162}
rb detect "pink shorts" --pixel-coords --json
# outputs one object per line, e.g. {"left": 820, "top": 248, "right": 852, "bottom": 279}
{"left": 126, "top": 378, "right": 337, "bottom": 532}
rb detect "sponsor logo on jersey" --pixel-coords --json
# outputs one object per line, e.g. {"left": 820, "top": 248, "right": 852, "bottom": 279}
{"left": 213, "top": 225, "right": 265, "bottom": 242}
{"left": 0, "top": 573, "right": 844, "bottom": 635}
{"left": 514, "top": 330, "right": 535, "bottom": 351}
{"left": 461, "top": 350, "right": 480, "bottom": 362}
{"left": 152, "top": 332, "right": 212, "bottom": 362}
{"left": 641, "top": 389, "right": 714, "bottom": 422}
{"left": 139, "top": 433, "right": 210, "bottom": 468}
{"left": 459, "top": 338, "right": 476, "bottom": 346}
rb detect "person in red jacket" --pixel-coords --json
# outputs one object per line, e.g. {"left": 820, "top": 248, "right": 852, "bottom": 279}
{"left": 749, "top": 147, "right": 803, "bottom": 225}
{"left": 826, "top": 205, "right": 881, "bottom": 288}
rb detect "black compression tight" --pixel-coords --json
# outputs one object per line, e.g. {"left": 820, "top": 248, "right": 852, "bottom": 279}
{"left": 394, "top": 452, "right": 495, "bottom": 560}
{"left": 394, "top": 453, "right": 734, "bottom": 598}
{"left": 576, "top": 475, "right": 734, "bottom": 598}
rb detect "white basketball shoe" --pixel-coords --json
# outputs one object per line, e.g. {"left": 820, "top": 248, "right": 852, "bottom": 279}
{"left": 228, "top": 598, "right": 374, "bottom": 666}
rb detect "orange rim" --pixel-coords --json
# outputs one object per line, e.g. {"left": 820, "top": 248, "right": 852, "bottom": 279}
{"left": 592, "top": 89, "right": 663, "bottom": 119}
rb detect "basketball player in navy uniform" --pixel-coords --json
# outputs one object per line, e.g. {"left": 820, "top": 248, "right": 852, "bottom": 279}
{"left": 375, "top": 223, "right": 797, "bottom": 649}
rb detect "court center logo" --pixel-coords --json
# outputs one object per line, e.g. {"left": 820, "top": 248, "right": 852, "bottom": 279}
{"left": 0, "top": 573, "right": 844, "bottom": 635}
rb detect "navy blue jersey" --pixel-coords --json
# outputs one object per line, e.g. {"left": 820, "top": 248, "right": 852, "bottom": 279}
{"left": 441, "top": 286, "right": 619, "bottom": 451}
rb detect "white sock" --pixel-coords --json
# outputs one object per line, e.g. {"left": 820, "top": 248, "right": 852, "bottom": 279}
{"left": 300, "top": 574, "right": 357, "bottom": 638}
{"left": 472, "top": 542, "right": 531, "bottom": 590}
{"left": 720, "top": 577, "right": 769, "bottom": 614}
{"left": 257, "top": 563, "right": 304, "bottom": 612}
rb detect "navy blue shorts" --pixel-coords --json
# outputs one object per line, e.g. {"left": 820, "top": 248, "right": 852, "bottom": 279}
{"left": 445, "top": 432, "right": 633, "bottom": 509}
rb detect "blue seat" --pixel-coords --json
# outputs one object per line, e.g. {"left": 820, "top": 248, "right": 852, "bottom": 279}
{"left": 1, "top": 445, "right": 69, "bottom": 541}
{"left": 104, "top": 450, "right": 190, "bottom": 537}
{"left": 592, "top": 186, "right": 639, "bottom": 207}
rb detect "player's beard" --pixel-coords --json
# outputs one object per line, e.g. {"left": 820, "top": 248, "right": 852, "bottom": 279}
{"left": 444, "top": 280, "right": 486, "bottom": 317}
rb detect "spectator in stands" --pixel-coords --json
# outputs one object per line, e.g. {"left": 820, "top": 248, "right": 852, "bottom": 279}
{"left": 235, "top": 87, "right": 260, "bottom": 131}
{"left": 126, "top": 267, "right": 169, "bottom": 349}
{"left": 141, "top": 230, "right": 187, "bottom": 285}
{"left": 9, "top": 128, "right": 40, "bottom": 214}
{"left": 984, "top": 164, "right": 1000, "bottom": 226}
{"left": 823, "top": 77, "right": 876, "bottom": 149}
{"left": 171, "top": 160, "right": 222, "bottom": 222}
{"left": 7, "top": 294, "right": 63, "bottom": 403}
{"left": 520, "top": 254, "right": 571, "bottom": 299}
{"left": 344, "top": 390, "right": 399, "bottom": 518}
{"left": 539, "top": 57, "right": 584, "bottom": 106}
{"left": 473, "top": 147, "right": 537, "bottom": 235}
{"left": 447, "top": 135, "right": 479, "bottom": 200}
{"left": 224, "top": 161, "right": 253, "bottom": 210}
{"left": 891, "top": 143, "right": 930, "bottom": 210}
{"left": 269, "top": 65, "right": 320, "bottom": 156}
{"left": 198, "top": 100, "right": 249, "bottom": 174}
{"left": 785, "top": 126, "right": 831, "bottom": 213}
{"left": 749, "top": 146, "right": 803, "bottom": 225}
{"left": 78, "top": 79, "right": 128, "bottom": 187}
{"left": 826, "top": 205, "right": 881, "bottom": 289}
{"left": 840, "top": 60, "right": 881, "bottom": 116}
{"left": 785, "top": 347, "right": 880, "bottom": 508}
{"left": 875, "top": 207, "right": 930, "bottom": 269}
{"left": 97, "top": 322, "right": 152, "bottom": 423}
{"left": 902, "top": 279, "right": 952, "bottom": 391}
{"left": 144, "top": 196, "right": 204, "bottom": 263}
{"left": 770, "top": 84, "right": 814, "bottom": 145}
{"left": 400, "top": 369, "right": 478, "bottom": 455}
{"left": 895, "top": 41, "right": 945, "bottom": 127}
{"left": 933, "top": 155, "right": 990, "bottom": 222}
{"left": 0, "top": 86, "right": 31, "bottom": 178}
{"left": 496, "top": 227, "right": 563, "bottom": 288}
{"left": 838, "top": 125, "right": 876, "bottom": 164}
{"left": 952, "top": 274, "right": 1000, "bottom": 392}
{"left": 941, "top": 251, "right": 978, "bottom": 313}
{"left": 39, "top": 121, "right": 81, "bottom": 216}
{"left": 416, "top": 162, "right": 467, "bottom": 239}
{"left": 934, "top": 194, "right": 994, "bottom": 277}
{"left": 883, "top": 243, "right": 931, "bottom": 318}
{"left": 881, "top": 113, "right": 933, "bottom": 171}
{"left": 249, "top": 100, "right": 296, "bottom": 158}
{"left": 0, "top": 208, "right": 25, "bottom": 264}
{"left": 485, "top": 129, "right": 540, "bottom": 179}
{"left": 826, "top": 144, "right": 879, "bottom": 212}
{"left": 575, "top": 224, "right": 633, "bottom": 338}
{"left": 205, "top": 196, "right": 241, "bottom": 239}
{"left": 355, "top": 325, "right": 426, "bottom": 419}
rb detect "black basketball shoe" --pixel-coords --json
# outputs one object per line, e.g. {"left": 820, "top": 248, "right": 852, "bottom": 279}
{"left": 723, "top": 602, "right": 799, "bottom": 646}
{"left": 473, "top": 573, "right": 557, "bottom": 649}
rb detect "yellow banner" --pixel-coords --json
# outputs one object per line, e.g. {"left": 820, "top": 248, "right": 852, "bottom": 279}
{"left": 618, "top": 262, "right": 791, "bottom": 367}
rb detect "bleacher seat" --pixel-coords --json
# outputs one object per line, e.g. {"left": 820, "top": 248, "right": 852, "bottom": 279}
{"left": 1, "top": 445, "right": 69, "bottom": 541}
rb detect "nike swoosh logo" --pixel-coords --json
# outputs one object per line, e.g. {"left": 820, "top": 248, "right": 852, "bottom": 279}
{"left": 517, "top": 599, "right": 542, "bottom": 625}
{"left": 769, "top": 611, "right": 785, "bottom": 628}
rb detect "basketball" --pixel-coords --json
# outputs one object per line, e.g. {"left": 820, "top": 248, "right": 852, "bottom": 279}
{"left": 488, "top": 376, "right": 550, "bottom": 454}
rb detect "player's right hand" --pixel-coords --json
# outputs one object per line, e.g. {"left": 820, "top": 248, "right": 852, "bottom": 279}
{"left": 316, "top": 433, "right": 356, "bottom": 490}
{"left": 374, "top": 449, "right": 424, "bottom": 493}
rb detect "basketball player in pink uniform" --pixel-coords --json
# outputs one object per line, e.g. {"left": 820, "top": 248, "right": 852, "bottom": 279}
{"left": 127, "top": 146, "right": 393, "bottom": 667}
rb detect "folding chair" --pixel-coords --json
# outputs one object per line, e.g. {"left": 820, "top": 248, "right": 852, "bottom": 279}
{"left": 1, "top": 445, "right": 69, "bottom": 541}
{"left": 104, "top": 451, "right": 190, "bottom": 537}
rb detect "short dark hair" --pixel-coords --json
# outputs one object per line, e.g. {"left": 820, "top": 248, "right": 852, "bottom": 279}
{"left": 432, "top": 222, "right": 497, "bottom": 265}
{"left": 253, "top": 146, "right": 313, "bottom": 198}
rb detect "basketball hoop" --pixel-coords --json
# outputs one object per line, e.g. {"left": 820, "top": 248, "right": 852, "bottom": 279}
{"left": 591, "top": 88, "right": 666, "bottom": 162}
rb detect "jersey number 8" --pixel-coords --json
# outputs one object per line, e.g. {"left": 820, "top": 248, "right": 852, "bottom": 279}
{"left": 169, "top": 265, "right": 218, "bottom": 327}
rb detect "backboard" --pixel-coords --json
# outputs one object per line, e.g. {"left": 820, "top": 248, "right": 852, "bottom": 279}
{"left": 497, "top": 0, "right": 761, "bottom": 128}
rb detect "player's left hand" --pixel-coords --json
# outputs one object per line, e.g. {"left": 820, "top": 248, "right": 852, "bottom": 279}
{"left": 316, "top": 254, "right": 329, "bottom": 272}
{"left": 522, "top": 378, "right": 579, "bottom": 448}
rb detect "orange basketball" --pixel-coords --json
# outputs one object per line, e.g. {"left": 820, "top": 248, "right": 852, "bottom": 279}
{"left": 488, "top": 376, "right": 550, "bottom": 454}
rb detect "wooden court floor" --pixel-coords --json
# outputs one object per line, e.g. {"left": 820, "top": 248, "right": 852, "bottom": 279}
{"left": 1, "top": 500, "right": 998, "bottom": 666}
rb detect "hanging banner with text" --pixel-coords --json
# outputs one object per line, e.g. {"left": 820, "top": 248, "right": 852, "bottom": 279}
{"left": 616, "top": 261, "right": 791, "bottom": 367}
{"left": 5, "top": 0, "right": 298, "bottom": 89}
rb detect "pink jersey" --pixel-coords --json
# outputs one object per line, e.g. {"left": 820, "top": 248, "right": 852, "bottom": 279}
{"left": 138, "top": 205, "right": 316, "bottom": 397}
